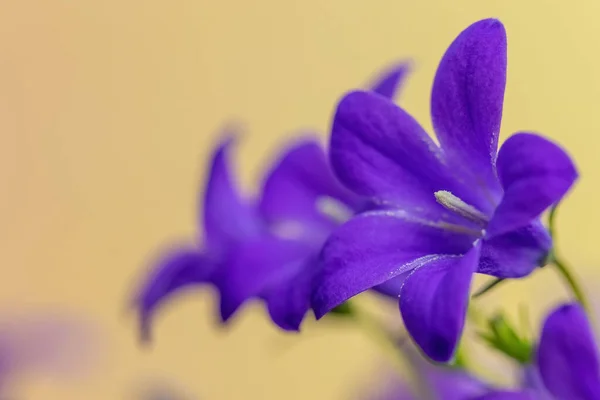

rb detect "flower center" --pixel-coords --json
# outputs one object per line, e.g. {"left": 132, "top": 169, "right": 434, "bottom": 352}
{"left": 269, "top": 197, "right": 353, "bottom": 243}
{"left": 434, "top": 190, "right": 489, "bottom": 226}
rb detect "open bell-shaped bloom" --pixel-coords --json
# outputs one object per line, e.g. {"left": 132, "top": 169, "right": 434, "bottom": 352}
{"left": 312, "top": 18, "right": 578, "bottom": 362}
{"left": 134, "top": 62, "right": 410, "bottom": 339}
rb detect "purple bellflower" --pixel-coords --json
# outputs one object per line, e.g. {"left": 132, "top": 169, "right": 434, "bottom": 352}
{"left": 520, "top": 303, "right": 600, "bottom": 400}
{"left": 312, "top": 18, "right": 578, "bottom": 362}
{"left": 134, "top": 63, "right": 410, "bottom": 340}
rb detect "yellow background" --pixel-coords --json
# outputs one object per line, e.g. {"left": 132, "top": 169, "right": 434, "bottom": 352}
{"left": 1, "top": 0, "right": 598, "bottom": 398}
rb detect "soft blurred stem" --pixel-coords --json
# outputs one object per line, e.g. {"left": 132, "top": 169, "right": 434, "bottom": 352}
{"left": 452, "top": 342, "right": 468, "bottom": 369}
{"left": 548, "top": 206, "right": 590, "bottom": 315}
{"left": 348, "top": 302, "right": 436, "bottom": 400}
{"left": 472, "top": 278, "right": 505, "bottom": 299}
{"left": 550, "top": 254, "right": 589, "bottom": 312}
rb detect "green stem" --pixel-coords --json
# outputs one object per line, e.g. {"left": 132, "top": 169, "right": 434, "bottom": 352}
{"left": 548, "top": 206, "right": 559, "bottom": 239}
{"left": 548, "top": 205, "right": 590, "bottom": 314}
{"left": 472, "top": 278, "right": 506, "bottom": 299}
{"left": 550, "top": 253, "right": 590, "bottom": 313}
{"left": 452, "top": 343, "right": 469, "bottom": 369}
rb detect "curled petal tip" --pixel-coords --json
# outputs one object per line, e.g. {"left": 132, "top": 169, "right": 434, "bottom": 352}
{"left": 370, "top": 61, "right": 412, "bottom": 99}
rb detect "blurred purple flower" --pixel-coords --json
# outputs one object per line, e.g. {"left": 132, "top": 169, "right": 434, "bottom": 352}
{"left": 134, "top": 62, "right": 410, "bottom": 340}
{"left": 0, "top": 311, "right": 101, "bottom": 392}
{"left": 529, "top": 303, "right": 599, "bottom": 399}
{"left": 364, "top": 365, "right": 486, "bottom": 400}
{"left": 480, "top": 303, "right": 600, "bottom": 400}
{"left": 135, "top": 378, "right": 196, "bottom": 400}
{"left": 361, "top": 346, "right": 530, "bottom": 400}
{"left": 519, "top": 365, "right": 553, "bottom": 400}
{"left": 312, "top": 18, "right": 578, "bottom": 362}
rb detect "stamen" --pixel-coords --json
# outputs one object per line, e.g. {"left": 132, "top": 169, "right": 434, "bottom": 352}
{"left": 434, "top": 190, "right": 489, "bottom": 225}
{"left": 316, "top": 196, "right": 353, "bottom": 224}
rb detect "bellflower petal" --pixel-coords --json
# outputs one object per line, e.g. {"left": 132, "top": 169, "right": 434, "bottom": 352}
{"left": 313, "top": 210, "right": 474, "bottom": 318}
{"left": 486, "top": 133, "right": 578, "bottom": 237}
{"left": 520, "top": 365, "right": 554, "bottom": 400}
{"left": 330, "top": 90, "right": 479, "bottom": 222}
{"left": 537, "top": 303, "right": 600, "bottom": 400}
{"left": 263, "top": 256, "right": 317, "bottom": 331}
{"left": 399, "top": 242, "right": 480, "bottom": 362}
{"left": 431, "top": 19, "right": 506, "bottom": 201}
{"left": 478, "top": 220, "right": 551, "bottom": 278}
{"left": 218, "top": 236, "right": 312, "bottom": 323}
{"left": 203, "top": 135, "right": 263, "bottom": 253}
{"left": 373, "top": 272, "right": 410, "bottom": 298}
{"left": 369, "top": 62, "right": 411, "bottom": 99}
{"left": 135, "top": 248, "right": 215, "bottom": 342}
{"left": 259, "top": 138, "right": 362, "bottom": 236}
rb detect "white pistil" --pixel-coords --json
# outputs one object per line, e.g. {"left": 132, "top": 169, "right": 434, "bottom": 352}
{"left": 434, "top": 190, "right": 489, "bottom": 225}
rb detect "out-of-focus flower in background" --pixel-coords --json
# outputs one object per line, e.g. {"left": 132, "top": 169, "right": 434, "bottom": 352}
{"left": 361, "top": 359, "right": 487, "bottom": 399}
{"left": 518, "top": 303, "right": 600, "bottom": 399}
{"left": 133, "top": 61, "right": 410, "bottom": 341}
{"left": 133, "top": 377, "right": 196, "bottom": 400}
{"left": 357, "top": 341, "right": 534, "bottom": 400}
{"left": 0, "top": 308, "right": 103, "bottom": 395}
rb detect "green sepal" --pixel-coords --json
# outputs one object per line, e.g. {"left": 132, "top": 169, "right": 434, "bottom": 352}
{"left": 478, "top": 313, "right": 533, "bottom": 364}
{"left": 328, "top": 301, "right": 354, "bottom": 317}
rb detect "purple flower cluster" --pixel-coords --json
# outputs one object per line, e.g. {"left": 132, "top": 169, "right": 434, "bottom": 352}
{"left": 134, "top": 18, "right": 596, "bottom": 400}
